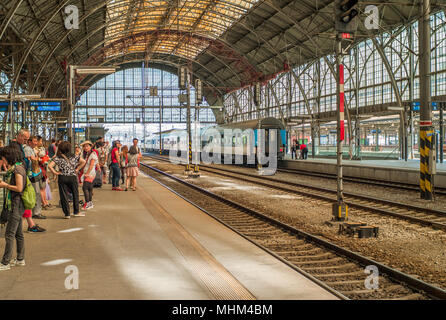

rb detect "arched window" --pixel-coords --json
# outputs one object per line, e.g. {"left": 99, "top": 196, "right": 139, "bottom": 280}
{"left": 75, "top": 66, "right": 215, "bottom": 124}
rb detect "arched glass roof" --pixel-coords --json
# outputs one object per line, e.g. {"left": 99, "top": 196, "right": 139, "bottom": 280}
{"left": 104, "top": 0, "right": 260, "bottom": 60}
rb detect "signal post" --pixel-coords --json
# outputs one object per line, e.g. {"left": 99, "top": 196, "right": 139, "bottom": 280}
{"left": 332, "top": 0, "right": 359, "bottom": 221}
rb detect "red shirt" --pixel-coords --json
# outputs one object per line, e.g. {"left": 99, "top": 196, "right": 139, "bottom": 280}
{"left": 111, "top": 147, "right": 119, "bottom": 163}
{"left": 300, "top": 144, "right": 307, "bottom": 150}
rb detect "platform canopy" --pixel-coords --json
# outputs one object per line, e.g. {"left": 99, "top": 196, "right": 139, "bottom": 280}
{"left": 0, "top": 0, "right": 445, "bottom": 104}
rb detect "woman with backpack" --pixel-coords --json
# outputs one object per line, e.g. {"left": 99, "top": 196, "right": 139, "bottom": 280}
{"left": 47, "top": 141, "right": 85, "bottom": 219}
{"left": 0, "top": 146, "right": 29, "bottom": 270}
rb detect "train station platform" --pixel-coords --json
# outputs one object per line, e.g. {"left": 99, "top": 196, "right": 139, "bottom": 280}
{"left": 0, "top": 174, "right": 337, "bottom": 300}
{"left": 280, "top": 157, "right": 446, "bottom": 188}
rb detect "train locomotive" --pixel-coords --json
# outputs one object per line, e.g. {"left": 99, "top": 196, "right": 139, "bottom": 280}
{"left": 146, "top": 117, "right": 287, "bottom": 163}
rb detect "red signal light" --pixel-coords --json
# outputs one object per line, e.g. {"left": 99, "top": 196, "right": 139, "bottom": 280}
{"left": 341, "top": 33, "right": 352, "bottom": 39}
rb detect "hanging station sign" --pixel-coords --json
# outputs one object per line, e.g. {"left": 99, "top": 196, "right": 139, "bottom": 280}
{"left": 0, "top": 101, "right": 18, "bottom": 111}
{"left": 29, "top": 101, "right": 62, "bottom": 112}
{"left": 411, "top": 102, "right": 438, "bottom": 112}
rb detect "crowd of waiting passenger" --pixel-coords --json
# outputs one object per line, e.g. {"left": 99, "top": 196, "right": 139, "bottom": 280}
{"left": 290, "top": 140, "right": 308, "bottom": 160}
{"left": 0, "top": 130, "right": 142, "bottom": 271}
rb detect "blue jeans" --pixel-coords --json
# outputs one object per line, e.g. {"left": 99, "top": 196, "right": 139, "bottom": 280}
{"left": 2, "top": 201, "right": 25, "bottom": 265}
{"left": 111, "top": 163, "right": 121, "bottom": 188}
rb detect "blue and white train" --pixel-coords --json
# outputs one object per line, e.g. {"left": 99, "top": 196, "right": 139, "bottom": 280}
{"left": 146, "top": 117, "right": 287, "bottom": 161}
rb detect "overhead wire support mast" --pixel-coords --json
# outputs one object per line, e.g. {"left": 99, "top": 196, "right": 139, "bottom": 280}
{"left": 186, "top": 70, "right": 192, "bottom": 174}
{"left": 419, "top": 0, "right": 435, "bottom": 200}
{"left": 194, "top": 78, "right": 202, "bottom": 175}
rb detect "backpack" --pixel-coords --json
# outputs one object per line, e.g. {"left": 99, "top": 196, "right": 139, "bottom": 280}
{"left": 98, "top": 147, "right": 106, "bottom": 166}
{"left": 48, "top": 144, "right": 56, "bottom": 158}
{"left": 22, "top": 176, "right": 37, "bottom": 210}
{"left": 93, "top": 169, "right": 102, "bottom": 188}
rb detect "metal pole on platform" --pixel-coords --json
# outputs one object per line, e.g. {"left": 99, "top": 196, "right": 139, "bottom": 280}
{"left": 8, "top": 57, "right": 15, "bottom": 143}
{"left": 68, "top": 66, "right": 74, "bottom": 151}
{"left": 440, "top": 102, "right": 444, "bottom": 163}
{"left": 186, "top": 72, "right": 192, "bottom": 172}
{"left": 336, "top": 38, "right": 344, "bottom": 205}
{"left": 419, "top": 0, "right": 434, "bottom": 200}
{"left": 311, "top": 120, "right": 315, "bottom": 158}
{"left": 332, "top": 34, "right": 348, "bottom": 221}
{"left": 159, "top": 95, "right": 162, "bottom": 155}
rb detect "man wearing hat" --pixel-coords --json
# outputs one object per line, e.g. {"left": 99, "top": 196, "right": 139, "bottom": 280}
{"left": 79, "top": 140, "right": 99, "bottom": 210}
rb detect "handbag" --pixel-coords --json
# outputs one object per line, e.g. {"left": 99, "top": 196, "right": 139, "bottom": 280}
{"left": 0, "top": 196, "right": 10, "bottom": 224}
{"left": 45, "top": 181, "right": 52, "bottom": 201}
{"left": 0, "top": 222, "right": 6, "bottom": 238}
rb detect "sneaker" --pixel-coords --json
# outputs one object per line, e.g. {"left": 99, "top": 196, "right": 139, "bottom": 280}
{"left": 32, "top": 214, "right": 47, "bottom": 219}
{"left": 82, "top": 202, "right": 88, "bottom": 211}
{"left": 87, "top": 202, "right": 94, "bottom": 210}
{"left": 73, "top": 212, "right": 85, "bottom": 217}
{"left": 0, "top": 264, "right": 10, "bottom": 271}
{"left": 28, "top": 225, "right": 46, "bottom": 232}
{"left": 10, "top": 258, "right": 25, "bottom": 267}
{"left": 114, "top": 188, "right": 123, "bottom": 191}
{"left": 64, "top": 215, "right": 71, "bottom": 219}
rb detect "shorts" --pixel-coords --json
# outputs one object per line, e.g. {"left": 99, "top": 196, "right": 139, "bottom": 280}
{"left": 38, "top": 179, "right": 46, "bottom": 190}
{"left": 22, "top": 209, "right": 32, "bottom": 218}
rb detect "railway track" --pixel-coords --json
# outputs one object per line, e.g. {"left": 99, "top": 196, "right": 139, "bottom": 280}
{"left": 145, "top": 152, "right": 446, "bottom": 196}
{"left": 140, "top": 162, "right": 446, "bottom": 300}
{"left": 277, "top": 165, "right": 446, "bottom": 197}
{"left": 144, "top": 154, "right": 446, "bottom": 232}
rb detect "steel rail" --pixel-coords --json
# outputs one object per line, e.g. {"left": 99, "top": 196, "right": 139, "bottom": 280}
{"left": 140, "top": 162, "right": 446, "bottom": 300}
{"left": 144, "top": 154, "right": 446, "bottom": 231}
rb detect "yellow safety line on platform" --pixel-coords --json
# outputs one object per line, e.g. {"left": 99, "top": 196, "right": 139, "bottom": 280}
{"left": 137, "top": 184, "right": 256, "bottom": 300}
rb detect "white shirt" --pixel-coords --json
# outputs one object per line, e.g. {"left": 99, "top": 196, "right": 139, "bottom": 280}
{"left": 82, "top": 151, "right": 98, "bottom": 180}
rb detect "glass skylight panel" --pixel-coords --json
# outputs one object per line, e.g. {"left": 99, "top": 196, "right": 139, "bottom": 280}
{"left": 104, "top": 0, "right": 259, "bottom": 60}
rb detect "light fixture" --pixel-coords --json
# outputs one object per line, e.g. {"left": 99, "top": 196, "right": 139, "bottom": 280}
{"left": 75, "top": 67, "right": 116, "bottom": 75}
{"left": 0, "top": 94, "right": 42, "bottom": 100}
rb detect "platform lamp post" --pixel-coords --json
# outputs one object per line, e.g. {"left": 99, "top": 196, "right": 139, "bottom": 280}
{"left": 68, "top": 66, "right": 116, "bottom": 151}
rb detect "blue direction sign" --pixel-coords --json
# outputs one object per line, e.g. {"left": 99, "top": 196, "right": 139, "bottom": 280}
{"left": 0, "top": 101, "right": 18, "bottom": 111}
{"left": 29, "top": 101, "right": 61, "bottom": 112}
{"left": 74, "top": 128, "right": 85, "bottom": 133}
{"left": 412, "top": 102, "right": 438, "bottom": 111}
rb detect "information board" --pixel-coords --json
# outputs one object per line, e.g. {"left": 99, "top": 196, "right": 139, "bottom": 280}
{"left": 0, "top": 101, "right": 18, "bottom": 111}
{"left": 29, "top": 101, "right": 61, "bottom": 112}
